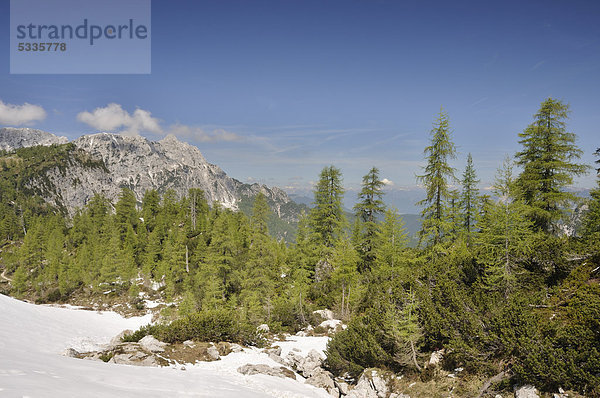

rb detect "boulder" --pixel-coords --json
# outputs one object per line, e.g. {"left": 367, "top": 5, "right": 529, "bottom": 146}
{"left": 319, "top": 319, "right": 343, "bottom": 332}
{"left": 285, "top": 350, "right": 306, "bottom": 370}
{"left": 216, "top": 342, "right": 232, "bottom": 356}
{"left": 109, "top": 352, "right": 160, "bottom": 367}
{"left": 138, "top": 335, "right": 167, "bottom": 353}
{"left": 301, "top": 349, "right": 324, "bottom": 377}
{"left": 62, "top": 348, "right": 80, "bottom": 358}
{"left": 305, "top": 367, "right": 337, "bottom": 396}
{"left": 347, "top": 368, "right": 392, "bottom": 398}
{"left": 183, "top": 340, "right": 195, "bottom": 348}
{"left": 514, "top": 385, "right": 540, "bottom": 398}
{"left": 257, "top": 324, "right": 270, "bottom": 333}
{"left": 229, "top": 343, "right": 244, "bottom": 353}
{"left": 335, "top": 379, "right": 350, "bottom": 395}
{"left": 206, "top": 344, "right": 220, "bottom": 360}
{"left": 237, "top": 364, "right": 296, "bottom": 380}
{"left": 313, "top": 309, "right": 334, "bottom": 321}
{"left": 263, "top": 346, "right": 282, "bottom": 356}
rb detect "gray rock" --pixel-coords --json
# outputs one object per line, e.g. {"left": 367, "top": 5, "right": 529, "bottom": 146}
{"left": 206, "top": 344, "right": 220, "bottom": 360}
{"left": 268, "top": 352, "right": 286, "bottom": 365}
{"left": 62, "top": 348, "right": 80, "bottom": 358}
{"left": 138, "top": 335, "right": 166, "bottom": 353}
{"left": 305, "top": 368, "right": 337, "bottom": 396}
{"left": 346, "top": 369, "right": 390, "bottom": 398}
{"left": 313, "top": 309, "right": 334, "bottom": 321}
{"left": 335, "top": 379, "right": 350, "bottom": 395}
{"left": 514, "top": 385, "right": 540, "bottom": 398}
{"left": 263, "top": 346, "right": 282, "bottom": 356}
{"left": 0, "top": 127, "right": 67, "bottom": 151}
{"left": 229, "top": 343, "right": 244, "bottom": 353}
{"left": 237, "top": 364, "right": 296, "bottom": 379}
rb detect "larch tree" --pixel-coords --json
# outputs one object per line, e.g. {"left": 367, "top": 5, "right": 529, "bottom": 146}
{"left": 416, "top": 107, "right": 457, "bottom": 246}
{"left": 353, "top": 167, "right": 386, "bottom": 272}
{"left": 460, "top": 153, "right": 480, "bottom": 245}
{"left": 310, "top": 166, "right": 346, "bottom": 248}
{"left": 583, "top": 148, "right": 600, "bottom": 242}
{"left": 476, "top": 157, "right": 534, "bottom": 296}
{"left": 515, "top": 98, "right": 588, "bottom": 232}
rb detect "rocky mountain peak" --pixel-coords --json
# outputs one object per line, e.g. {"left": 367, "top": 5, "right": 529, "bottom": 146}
{"left": 0, "top": 127, "right": 68, "bottom": 151}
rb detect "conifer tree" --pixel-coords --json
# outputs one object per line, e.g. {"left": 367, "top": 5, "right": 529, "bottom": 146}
{"left": 583, "top": 148, "right": 600, "bottom": 242}
{"left": 310, "top": 166, "right": 346, "bottom": 247}
{"left": 515, "top": 98, "right": 588, "bottom": 232}
{"left": 373, "top": 208, "right": 408, "bottom": 274}
{"left": 416, "top": 108, "right": 457, "bottom": 246}
{"left": 353, "top": 167, "right": 385, "bottom": 272}
{"left": 476, "top": 157, "right": 534, "bottom": 295}
{"left": 331, "top": 238, "right": 360, "bottom": 319}
{"left": 460, "top": 153, "right": 480, "bottom": 245}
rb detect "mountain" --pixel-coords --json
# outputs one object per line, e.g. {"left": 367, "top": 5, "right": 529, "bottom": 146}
{"left": 0, "top": 129, "right": 306, "bottom": 232}
{"left": 0, "top": 127, "right": 68, "bottom": 151}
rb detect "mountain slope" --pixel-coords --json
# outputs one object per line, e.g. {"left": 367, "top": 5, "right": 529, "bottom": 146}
{"left": 0, "top": 129, "right": 305, "bottom": 227}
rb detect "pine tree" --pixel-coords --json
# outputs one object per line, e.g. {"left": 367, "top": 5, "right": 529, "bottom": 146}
{"left": 460, "top": 153, "right": 480, "bottom": 245}
{"left": 416, "top": 108, "right": 457, "bottom": 246}
{"left": 515, "top": 98, "right": 588, "bottom": 232}
{"left": 310, "top": 166, "right": 346, "bottom": 247}
{"left": 353, "top": 167, "right": 385, "bottom": 272}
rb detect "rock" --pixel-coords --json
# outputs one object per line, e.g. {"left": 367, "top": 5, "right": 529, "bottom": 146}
{"left": 495, "top": 395, "right": 503, "bottom": 398}
{"left": 109, "top": 329, "right": 133, "bottom": 347}
{"left": 215, "top": 342, "right": 231, "bottom": 356}
{"left": 138, "top": 335, "right": 167, "bottom": 353}
{"left": 62, "top": 348, "right": 79, "bottom": 358}
{"left": 319, "top": 319, "right": 343, "bottom": 332}
{"left": 263, "top": 345, "right": 282, "bottom": 356}
{"left": 206, "top": 344, "right": 220, "bottom": 360}
{"left": 268, "top": 352, "right": 286, "bottom": 365}
{"left": 346, "top": 368, "right": 391, "bottom": 398}
{"left": 257, "top": 324, "right": 270, "bottom": 333}
{"left": 428, "top": 349, "right": 444, "bottom": 366}
{"left": 183, "top": 340, "right": 195, "bottom": 348}
{"left": 229, "top": 343, "right": 244, "bottom": 353}
{"left": 335, "top": 379, "right": 350, "bottom": 395}
{"left": 514, "top": 385, "right": 540, "bottom": 398}
{"left": 237, "top": 364, "right": 296, "bottom": 380}
{"left": 389, "top": 394, "right": 410, "bottom": 398}
{"left": 285, "top": 351, "right": 306, "bottom": 370}
{"left": 300, "top": 349, "right": 325, "bottom": 377}
{"left": 305, "top": 368, "right": 337, "bottom": 396}
{"left": 110, "top": 352, "right": 160, "bottom": 367}
{"left": 313, "top": 309, "right": 334, "bottom": 321}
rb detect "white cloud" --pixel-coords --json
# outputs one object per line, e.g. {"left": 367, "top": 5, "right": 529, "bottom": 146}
{"left": 167, "top": 123, "right": 243, "bottom": 143}
{"left": 0, "top": 100, "right": 46, "bottom": 126}
{"left": 77, "top": 103, "right": 161, "bottom": 136}
{"left": 381, "top": 178, "right": 394, "bottom": 186}
{"left": 77, "top": 103, "right": 241, "bottom": 142}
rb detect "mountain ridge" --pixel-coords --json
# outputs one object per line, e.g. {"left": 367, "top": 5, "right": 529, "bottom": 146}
{"left": 0, "top": 128, "right": 304, "bottom": 226}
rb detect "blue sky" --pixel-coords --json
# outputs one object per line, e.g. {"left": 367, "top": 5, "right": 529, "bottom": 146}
{"left": 1, "top": 0, "right": 599, "bottom": 210}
